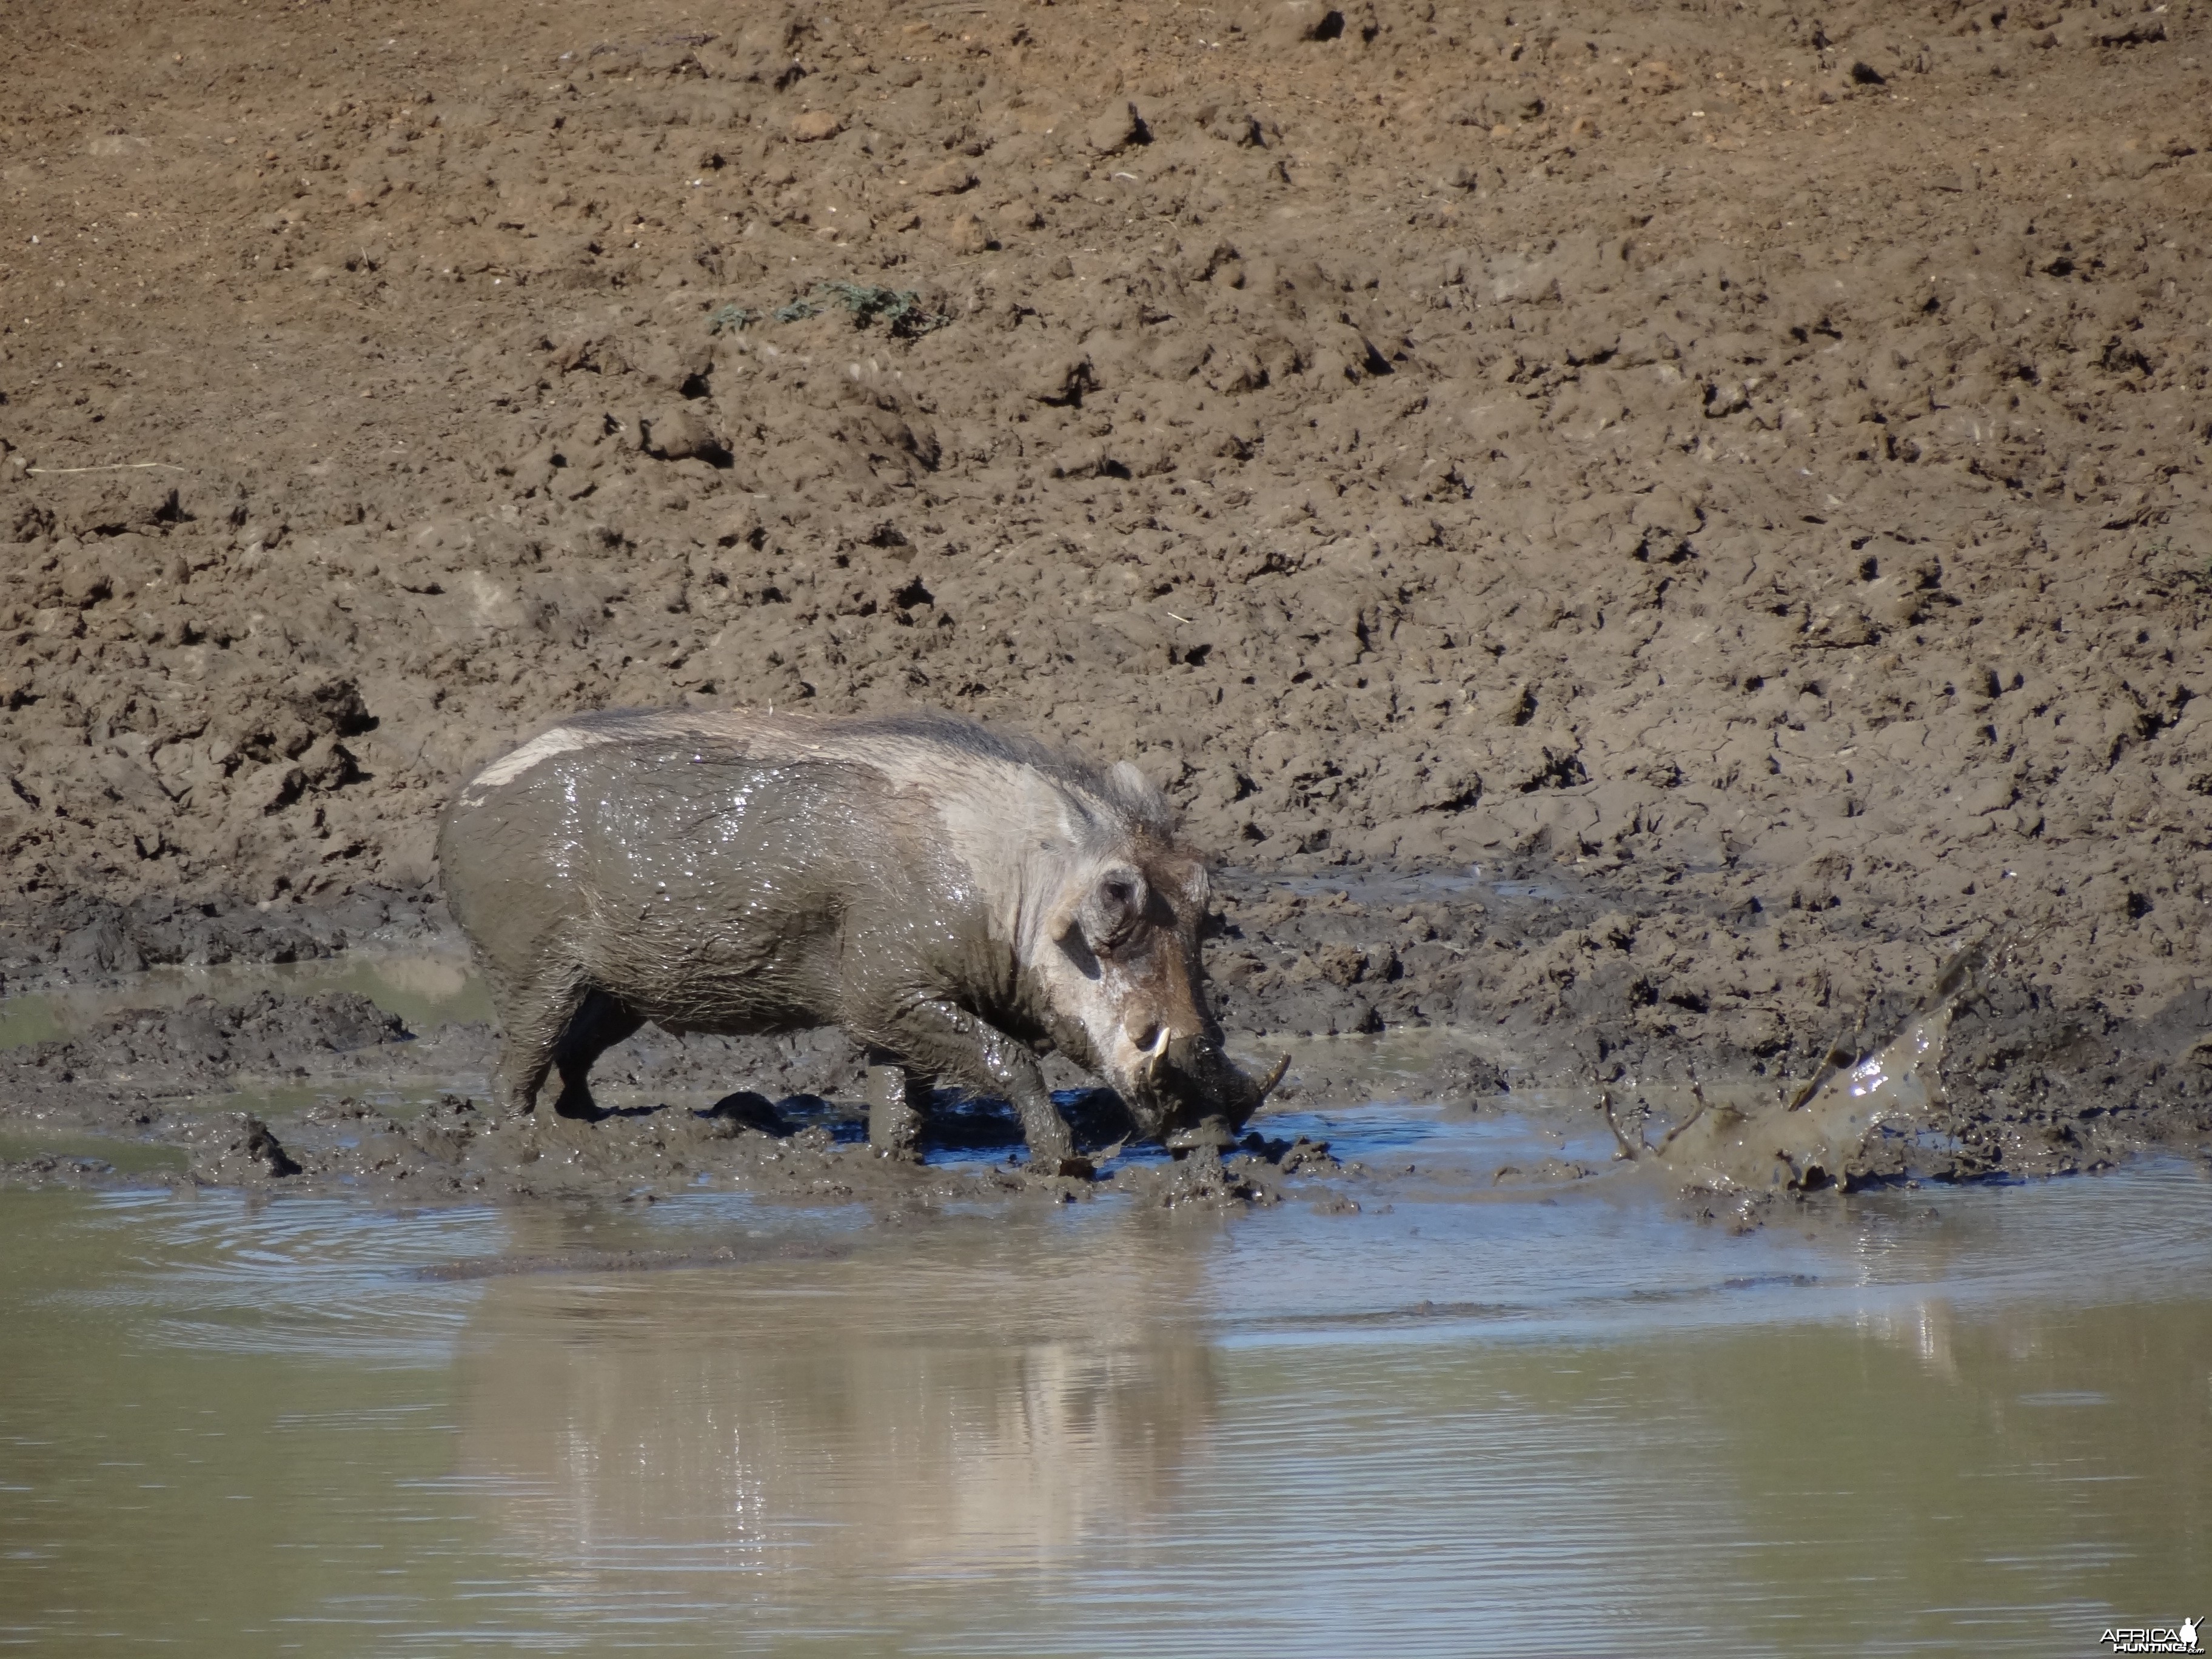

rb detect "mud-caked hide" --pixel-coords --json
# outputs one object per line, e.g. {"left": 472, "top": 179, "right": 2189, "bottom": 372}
{"left": 437, "top": 708, "right": 1278, "bottom": 1168}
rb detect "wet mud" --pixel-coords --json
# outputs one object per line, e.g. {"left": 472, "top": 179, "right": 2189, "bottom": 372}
{"left": 0, "top": 950, "right": 1335, "bottom": 1209}
{"left": 2, "top": 0, "right": 2210, "bottom": 1207}
{"left": 1, "top": 869, "right": 2205, "bottom": 1216}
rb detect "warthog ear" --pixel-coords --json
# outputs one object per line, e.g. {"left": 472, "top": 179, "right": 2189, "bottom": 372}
{"left": 1077, "top": 863, "right": 1150, "bottom": 954}
{"left": 1107, "top": 759, "right": 1167, "bottom": 813}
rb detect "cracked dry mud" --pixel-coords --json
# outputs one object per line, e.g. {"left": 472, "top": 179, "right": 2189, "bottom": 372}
{"left": 2, "top": 0, "right": 2210, "bottom": 1206}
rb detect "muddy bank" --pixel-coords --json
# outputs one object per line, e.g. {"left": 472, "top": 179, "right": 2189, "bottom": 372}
{"left": 2, "top": 858, "right": 2206, "bottom": 1208}
{"left": 2, "top": 0, "right": 2210, "bottom": 1054}
{"left": 0, "top": 975, "right": 1338, "bottom": 1208}
{"left": 2, "top": 0, "right": 2208, "bottom": 1201}
{"left": 0, "top": 883, "right": 446, "bottom": 979}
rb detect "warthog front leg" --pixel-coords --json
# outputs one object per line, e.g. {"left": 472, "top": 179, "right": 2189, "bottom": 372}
{"left": 862, "top": 1054, "right": 924, "bottom": 1161}
{"left": 851, "top": 995, "right": 1085, "bottom": 1175}
{"left": 551, "top": 988, "right": 645, "bottom": 1119}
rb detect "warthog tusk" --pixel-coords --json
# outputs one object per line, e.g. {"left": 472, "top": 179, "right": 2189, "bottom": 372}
{"left": 1143, "top": 1026, "right": 1171, "bottom": 1076}
{"left": 1253, "top": 1053, "right": 1291, "bottom": 1104}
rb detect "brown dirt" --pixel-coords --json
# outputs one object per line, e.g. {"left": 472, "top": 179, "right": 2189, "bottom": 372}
{"left": 3, "top": 0, "right": 2211, "bottom": 1187}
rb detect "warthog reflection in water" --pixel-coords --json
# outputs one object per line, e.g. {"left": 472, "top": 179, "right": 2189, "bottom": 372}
{"left": 449, "top": 1210, "right": 1220, "bottom": 1575}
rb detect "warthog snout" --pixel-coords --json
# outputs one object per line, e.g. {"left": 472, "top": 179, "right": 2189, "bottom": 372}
{"left": 1155, "top": 1033, "right": 1291, "bottom": 1151}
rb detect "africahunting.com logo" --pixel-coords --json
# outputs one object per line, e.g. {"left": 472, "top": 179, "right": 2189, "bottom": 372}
{"left": 2100, "top": 1618, "right": 2201, "bottom": 1655}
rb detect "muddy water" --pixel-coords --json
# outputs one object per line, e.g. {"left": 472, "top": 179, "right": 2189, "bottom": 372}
{"left": 2, "top": 1104, "right": 2207, "bottom": 1657}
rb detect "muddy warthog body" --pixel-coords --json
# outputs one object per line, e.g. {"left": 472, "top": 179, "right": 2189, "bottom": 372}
{"left": 438, "top": 708, "right": 1279, "bottom": 1170}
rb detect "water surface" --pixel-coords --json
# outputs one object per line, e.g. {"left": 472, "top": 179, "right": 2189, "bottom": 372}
{"left": 2, "top": 1110, "right": 2207, "bottom": 1655}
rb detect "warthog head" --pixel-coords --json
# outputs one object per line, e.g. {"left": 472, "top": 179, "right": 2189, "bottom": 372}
{"left": 1036, "top": 843, "right": 1288, "bottom": 1151}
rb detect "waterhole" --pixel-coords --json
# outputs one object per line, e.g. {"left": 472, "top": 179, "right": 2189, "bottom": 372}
{"left": 1, "top": 1119, "right": 2205, "bottom": 1654}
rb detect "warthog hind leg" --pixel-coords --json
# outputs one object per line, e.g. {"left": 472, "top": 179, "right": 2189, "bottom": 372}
{"left": 487, "top": 971, "right": 587, "bottom": 1119}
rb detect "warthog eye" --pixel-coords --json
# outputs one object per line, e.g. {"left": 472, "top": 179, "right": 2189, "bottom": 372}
{"left": 1079, "top": 863, "right": 1150, "bottom": 954}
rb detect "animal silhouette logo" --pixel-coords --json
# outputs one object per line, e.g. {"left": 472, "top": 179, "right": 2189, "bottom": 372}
{"left": 2099, "top": 1620, "right": 2204, "bottom": 1654}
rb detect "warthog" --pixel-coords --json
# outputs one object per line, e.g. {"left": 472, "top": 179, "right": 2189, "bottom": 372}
{"left": 438, "top": 708, "right": 1285, "bottom": 1173}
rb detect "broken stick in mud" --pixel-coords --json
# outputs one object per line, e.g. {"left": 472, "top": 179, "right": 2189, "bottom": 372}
{"left": 1605, "top": 937, "right": 2000, "bottom": 1197}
